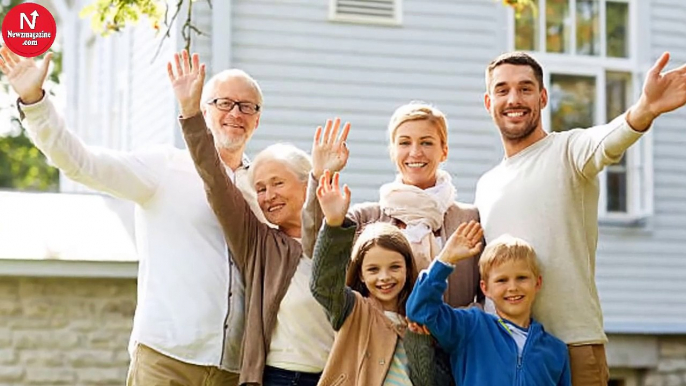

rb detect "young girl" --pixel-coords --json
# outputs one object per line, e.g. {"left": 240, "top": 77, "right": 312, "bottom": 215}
{"left": 310, "top": 170, "right": 438, "bottom": 386}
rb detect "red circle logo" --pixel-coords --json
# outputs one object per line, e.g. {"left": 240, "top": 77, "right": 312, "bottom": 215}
{"left": 1, "top": 3, "right": 56, "bottom": 57}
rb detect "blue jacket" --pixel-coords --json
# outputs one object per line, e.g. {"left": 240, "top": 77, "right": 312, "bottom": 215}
{"left": 407, "top": 261, "right": 571, "bottom": 386}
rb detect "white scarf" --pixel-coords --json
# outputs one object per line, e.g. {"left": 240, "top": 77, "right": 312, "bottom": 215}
{"left": 379, "top": 169, "right": 456, "bottom": 269}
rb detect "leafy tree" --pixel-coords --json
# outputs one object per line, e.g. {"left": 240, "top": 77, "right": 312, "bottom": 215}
{"left": 80, "top": 0, "right": 210, "bottom": 56}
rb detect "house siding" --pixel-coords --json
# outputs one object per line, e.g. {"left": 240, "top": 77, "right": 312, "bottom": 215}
{"left": 596, "top": 0, "right": 686, "bottom": 334}
{"left": 231, "top": 0, "right": 506, "bottom": 203}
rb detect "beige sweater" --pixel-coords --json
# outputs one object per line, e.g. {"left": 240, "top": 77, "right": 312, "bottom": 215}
{"left": 475, "top": 115, "right": 643, "bottom": 344}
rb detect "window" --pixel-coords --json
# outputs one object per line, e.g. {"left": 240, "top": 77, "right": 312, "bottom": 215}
{"left": 329, "top": 0, "right": 402, "bottom": 25}
{"left": 511, "top": 0, "right": 651, "bottom": 222}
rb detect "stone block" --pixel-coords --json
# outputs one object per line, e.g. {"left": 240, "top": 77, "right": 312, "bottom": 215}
{"left": 0, "top": 366, "right": 23, "bottom": 383}
{"left": 25, "top": 367, "right": 75, "bottom": 385}
{"left": 77, "top": 367, "right": 126, "bottom": 384}
{"left": 0, "top": 349, "right": 17, "bottom": 364}
{"left": 19, "top": 349, "right": 67, "bottom": 367}
{"left": 68, "top": 349, "right": 115, "bottom": 367}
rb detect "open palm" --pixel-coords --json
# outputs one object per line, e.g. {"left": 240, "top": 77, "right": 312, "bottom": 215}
{"left": 642, "top": 52, "right": 686, "bottom": 116}
{"left": 312, "top": 118, "right": 351, "bottom": 180}
{"left": 0, "top": 46, "right": 52, "bottom": 104}
{"left": 438, "top": 221, "right": 484, "bottom": 265}
{"left": 316, "top": 170, "right": 351, "bottom": 227}
{"left": 167, "top": 50, "right": 205, "bottom": 117}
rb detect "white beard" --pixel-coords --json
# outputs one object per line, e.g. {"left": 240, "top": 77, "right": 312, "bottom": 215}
{"left": 213, "top": 129, "right": 244, "bottom": 151}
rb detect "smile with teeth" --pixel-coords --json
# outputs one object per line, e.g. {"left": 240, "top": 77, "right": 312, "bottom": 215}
{"left": 377, "top": 283, "right": 396, "bottom": 293}
{"left": 504, "top": 295, "right": 524, "bottom": 302}
{"left": 223, "top": 123, "right": 244, "bottom": 130}
{"left": 504, "top": 111, "right": 527, "bottom": 118}
{"left": 268, "top": 204, "right": 285, "bottom": 212}
{"left": 405, "top": 162, "right": 427, "bottom": 168}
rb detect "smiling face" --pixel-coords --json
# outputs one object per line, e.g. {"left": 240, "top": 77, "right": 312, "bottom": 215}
{"left": 359, "top": 245, "right": 408, "bottom": 312}
{"left": 480, "top": 259, "right": 542, "bottom": 328}
{"left": 391, "top": 119, "right": 448, "bottom": 190}
{"left": 484, "top": 64, "right": 548, "bottom": 145}
{"left": 202, "top": 75, "right": 261, "bottom": 151}
{"left": 252, "top": 159, "right": 307, "bottom": 237}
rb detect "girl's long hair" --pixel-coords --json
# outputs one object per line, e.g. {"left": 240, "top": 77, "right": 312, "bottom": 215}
{"left": 346, "top": 223, "right": 418, "bottom": 316}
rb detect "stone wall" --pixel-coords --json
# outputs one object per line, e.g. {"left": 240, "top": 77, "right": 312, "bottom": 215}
{"left": 0, "top": 277, "right": 135, "bottom": 386}
{"left": 1, "top": 275, "right": 685, "bottom": 386}
{"left": 643, "top": 337, "right": 686, "bottom": 386}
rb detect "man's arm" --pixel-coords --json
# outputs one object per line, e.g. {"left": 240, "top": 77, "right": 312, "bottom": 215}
{"left": 20, "top": 96, "right": 162, "bottom": 203}
{"left": 570, "top": 52, "right": 686, "bottom": 179}
{"left": 0, "top": 48, "right": 160, "bottom": 204}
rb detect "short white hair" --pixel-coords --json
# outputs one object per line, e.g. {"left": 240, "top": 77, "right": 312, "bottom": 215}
{"left": 250, "top": 143, "right": 312, "bottom": 185}
{"left": 201, "top": 69, "right": 264, "bottom": 106}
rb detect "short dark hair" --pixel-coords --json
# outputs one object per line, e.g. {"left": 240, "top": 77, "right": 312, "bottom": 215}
{"left": 485, "top": 52, "right": 544, "bottom": 91}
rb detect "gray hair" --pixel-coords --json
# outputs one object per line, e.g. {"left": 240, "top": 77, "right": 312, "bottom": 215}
{"left": 201, "top": 69, "right": 264, "bottom": 106}
{"left": 250, "top": 143, "right": 312, "bottom": 185}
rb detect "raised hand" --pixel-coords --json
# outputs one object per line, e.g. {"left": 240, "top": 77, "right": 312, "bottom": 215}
{"left": 0, "top": 47, "right": 52, "bottom": 104}
{"left": 316, "top": 170, "right": 351, "bottom": 227}
{"left": 167, "top": 50, "right": 205, "bottom": 118}
{"left": 642, "top": 52, "right": 686, "bottom": 116}
{"left": 312, "top": 118, "right": 351, "bottom": 180}
{"left": 629, "top": 52, "right": 686, "bottom": 130}
{"left": 437, "top": 220, "right": 484, "bottom": 266}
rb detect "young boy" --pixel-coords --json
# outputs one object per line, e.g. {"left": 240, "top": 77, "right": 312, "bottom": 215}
{"left": 406, "top": 223, "right": 571, "bottom": 386}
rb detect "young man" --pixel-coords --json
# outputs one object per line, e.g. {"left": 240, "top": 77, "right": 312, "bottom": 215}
{"left": 474, "top": 51, "right": 686, "bottom": 385}
{"left": 407, "top": 225, "right": 571, "bottom": 386}
{"left": 0, "top": 48, "right": 266, "bottom": 386}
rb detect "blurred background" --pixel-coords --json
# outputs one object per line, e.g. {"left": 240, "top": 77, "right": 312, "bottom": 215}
{"left": 0, "top": 0, "right": 684, "bottom": 385}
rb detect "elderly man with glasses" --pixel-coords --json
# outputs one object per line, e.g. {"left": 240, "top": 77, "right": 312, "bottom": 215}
{"left": 0, "top": 48, "right": 266, "bottom": 386}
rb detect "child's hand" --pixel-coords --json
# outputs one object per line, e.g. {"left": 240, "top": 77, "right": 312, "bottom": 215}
{"left": 316, "top": 170, "right": 351, "bottom": 227}
{"left": 438, "top": 220, "right": 484, "bottom": 265}
{"left": 406, "top": 318, "right": 431, "bottom": 335}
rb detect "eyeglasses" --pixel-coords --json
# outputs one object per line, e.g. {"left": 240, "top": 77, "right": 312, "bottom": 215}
{"left": 207, "top": 98, "right": 261, "bottom": 115}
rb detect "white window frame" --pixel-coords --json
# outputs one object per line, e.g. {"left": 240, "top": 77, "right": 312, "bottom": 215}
{"left": 507, "top": 0, "right": 653, "bottom": 224}
{"left": 328, "top": 0, "right": 402, "bottom": 26}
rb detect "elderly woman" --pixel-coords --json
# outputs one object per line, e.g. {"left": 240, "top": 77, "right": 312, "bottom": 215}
{"left": 303, "top": 102, "right": 483, "bottom": 308}
{"left": 170, "top": 54, "right": 333, "bottom": 386}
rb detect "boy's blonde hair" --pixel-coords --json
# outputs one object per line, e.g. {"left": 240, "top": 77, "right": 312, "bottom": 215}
{"left": 479, "top": 234, "right": 540, "bottom": 282}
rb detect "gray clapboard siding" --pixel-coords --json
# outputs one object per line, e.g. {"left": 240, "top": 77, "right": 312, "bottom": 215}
{"left": 598, "top": 0, "right": 686, "bottom": 333}
{"left": 127, "top": 25, "right": 177, "bottom": 149}
{"left": 234, "top": 0, "right": 504, "bottom": 204}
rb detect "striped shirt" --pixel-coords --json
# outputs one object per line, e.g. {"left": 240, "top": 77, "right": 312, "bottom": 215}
{"left": 383, "top": 312, "right": 413, "bottom": 386}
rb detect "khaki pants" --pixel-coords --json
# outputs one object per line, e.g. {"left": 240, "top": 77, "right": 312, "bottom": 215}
{"left": 126, "top": 344, "right": 240, "bottom": 386}
{"left": 568, "top": 344, "right": 609, "bottom": 386}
